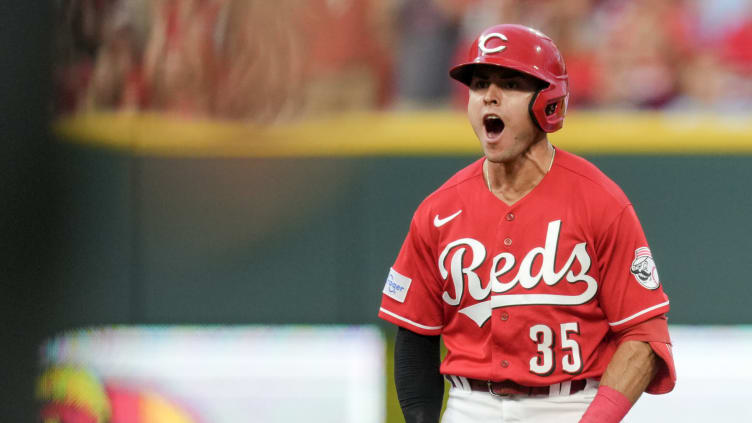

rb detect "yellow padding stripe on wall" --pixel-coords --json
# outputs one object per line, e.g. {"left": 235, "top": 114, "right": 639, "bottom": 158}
{"left": 55, "top": 111, "right": 752, "bottom": 157}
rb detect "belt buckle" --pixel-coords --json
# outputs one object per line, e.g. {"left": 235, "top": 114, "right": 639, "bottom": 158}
{"left": 487, "top": 381, "right": 511, "bottom": 397}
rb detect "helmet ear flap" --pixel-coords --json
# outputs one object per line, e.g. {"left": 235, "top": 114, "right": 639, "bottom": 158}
{"left": 545, "top": 103, "right": 558, "bottom": 116}
{"left": 529, "top": 82, "right": 568, "bottom": 133}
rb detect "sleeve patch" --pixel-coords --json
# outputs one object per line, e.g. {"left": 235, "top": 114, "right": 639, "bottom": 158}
{"left": 383, "top": 267, "right": 412, "bottom": 303}
{"left": 630, "top": 247, "right": 660, "bottom": 289}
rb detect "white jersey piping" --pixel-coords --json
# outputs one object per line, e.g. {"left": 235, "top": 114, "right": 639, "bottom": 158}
{"left": 379, "top": 307, "right": 443, "bottom": 331}
{"left": 608, "top": 301, "right": 670, "bottom": 327}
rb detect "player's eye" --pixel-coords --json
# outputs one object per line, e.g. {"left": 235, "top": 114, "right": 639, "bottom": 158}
{"left": 471, "top": 79, "right": 490, "bottom": 89}
{"left": 501, "top": 80, "right": 519, "bottom": 89}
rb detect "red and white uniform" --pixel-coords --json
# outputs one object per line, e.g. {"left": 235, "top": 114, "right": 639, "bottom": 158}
{"left": 379, "top": 149, "right": 675, "bottom": 391}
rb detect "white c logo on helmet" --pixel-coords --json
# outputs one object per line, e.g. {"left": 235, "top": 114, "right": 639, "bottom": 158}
{"left": 479, "top": 33, "right": 508, "bottom": 55}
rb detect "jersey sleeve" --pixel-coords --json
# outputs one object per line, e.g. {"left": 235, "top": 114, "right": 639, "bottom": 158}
{"left": 378, "top": 213, "right": 445, "bottom": 336}
{"left": 614, "top": 315, "right": 676, "bottom": 394}
{"left": 595, "top": 205, "right": 670, "bottom": 332}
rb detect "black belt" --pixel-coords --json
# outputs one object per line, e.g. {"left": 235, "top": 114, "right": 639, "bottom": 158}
{"left": 452, "top": 377, "right": 588, "bottom": 397}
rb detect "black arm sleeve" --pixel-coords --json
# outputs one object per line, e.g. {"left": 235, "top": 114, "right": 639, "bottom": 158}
{"left": 394, "top": 326, "right": 444, "bottom": 423}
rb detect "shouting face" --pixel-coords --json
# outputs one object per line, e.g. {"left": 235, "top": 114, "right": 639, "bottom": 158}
{"left": 467, "top": 65, "right": 547, "bottom": 164}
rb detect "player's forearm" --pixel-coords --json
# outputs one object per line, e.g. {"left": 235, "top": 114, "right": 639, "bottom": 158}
{"left": 599, "top": 340, "right": 658, "bottom": 403}
{"left": 579, "top": 340, "right": 657, "bottom": 422}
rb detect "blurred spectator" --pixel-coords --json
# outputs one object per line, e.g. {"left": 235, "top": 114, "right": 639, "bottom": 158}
{"left": 53, "top": 0, "right": 112, "bottom": 113}
{"left": 669, "top": 50, "right": 739, "bottom": 111}
{"left": 587, "top": 0, "right": 689, "bottom": 108}
{"left": 84, "top": 0, "right": 151, "bottom": 111}
{"left": 143, "top": 0, "right": 224, "bottom": 117}
{"left": 298, "top": 0, "right": 396, "bottom": 116}
{"left": 393, "top": 0, "right": 462, "bottom": 109}
{"left": 212, "top": 0, "right": 304, "bottom": 122}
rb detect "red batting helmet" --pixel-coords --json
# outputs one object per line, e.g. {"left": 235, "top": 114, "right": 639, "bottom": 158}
{"left": 450, "top": 24, "right": 569, "bottom": 133}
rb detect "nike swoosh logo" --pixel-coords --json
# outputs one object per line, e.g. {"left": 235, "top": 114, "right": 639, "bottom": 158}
{"left": 434, "top": 210, "right": 462, "bottom": 227}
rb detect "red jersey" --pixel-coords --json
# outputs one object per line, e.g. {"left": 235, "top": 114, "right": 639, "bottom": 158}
{"left": 379, "top": 149, "right": 673, "bottom": 390}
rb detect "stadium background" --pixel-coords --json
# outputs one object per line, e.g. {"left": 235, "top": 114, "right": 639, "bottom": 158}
{"left": 2, "top": 0, "right": 752, "bottom": 421}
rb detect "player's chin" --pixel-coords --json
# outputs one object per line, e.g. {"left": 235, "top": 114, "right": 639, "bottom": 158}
{"left": 482, "top": 139, "right": 506, "bottom": 157}
{"left": 483, "top": 148, "right": 509, "bottom": 164}
{"left": 485, "top": 142, "right": 524, "bottom": 164}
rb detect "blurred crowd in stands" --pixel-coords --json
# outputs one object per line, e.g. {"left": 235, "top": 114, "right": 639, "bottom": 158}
{"left": 53, "top": 0, "right": 752, "bottom": 122}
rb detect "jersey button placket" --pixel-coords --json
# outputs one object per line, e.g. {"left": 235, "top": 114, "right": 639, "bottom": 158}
{"left": 493, "top": 209, "right": 516, "bottom": 379}
{"left": 502, "top": 212, "right": 514, "bottom": 248}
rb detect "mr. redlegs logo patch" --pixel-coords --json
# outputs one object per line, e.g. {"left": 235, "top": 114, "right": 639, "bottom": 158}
{"left": 630, "top": 247, "right": 660, "bottom": 290}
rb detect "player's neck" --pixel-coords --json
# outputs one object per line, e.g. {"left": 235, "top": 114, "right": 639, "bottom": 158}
{"left": 484, "top": 141, "right": 555, "bottom": 206}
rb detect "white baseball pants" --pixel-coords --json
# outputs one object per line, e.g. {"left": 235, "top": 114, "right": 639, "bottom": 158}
{"left": 441, "top": 378, "right": 599, "bottom": 423}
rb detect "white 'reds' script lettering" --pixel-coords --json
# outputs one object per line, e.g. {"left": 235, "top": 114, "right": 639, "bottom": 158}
{"left": 438, "top": 220, "right": 598, "bottom": 326}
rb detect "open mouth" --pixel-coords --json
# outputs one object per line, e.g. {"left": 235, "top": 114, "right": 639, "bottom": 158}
{"left": 483, "top": 115, "right": 505, "bottom": 138}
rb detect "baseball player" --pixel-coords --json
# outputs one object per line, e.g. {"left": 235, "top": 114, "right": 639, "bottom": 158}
{"left": 378, "top": 24, "right": 676, "bottom": 423}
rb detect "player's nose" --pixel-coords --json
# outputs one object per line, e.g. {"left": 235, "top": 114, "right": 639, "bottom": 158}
{"left": 483, "top": 83, "right": 501, "bottom": 106}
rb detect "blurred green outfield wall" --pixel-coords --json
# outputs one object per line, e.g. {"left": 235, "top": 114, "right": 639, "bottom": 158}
{"left": 44, "top": 119, "right": 752, "bottom": 332}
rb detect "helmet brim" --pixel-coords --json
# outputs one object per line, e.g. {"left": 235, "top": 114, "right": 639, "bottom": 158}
{"left": 449, "top": 60, "right": 554, "bottom": 88}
